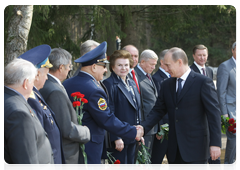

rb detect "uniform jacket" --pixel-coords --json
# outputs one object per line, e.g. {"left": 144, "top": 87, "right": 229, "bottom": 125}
{"left": 103, "top": 71, "right": 141, "bottom": 145}
{"left": 62, "top": 71, "right": 137, "bottom": 164}
{"left": 134, "top": 66, "right": 158, "bottom": 135}
{"left": 4, "top": 87, "right": 54, "bottom": 164}
{"left": 39, "top": 74, "right": 90, "bottom": 164}
{"left": 141, "top": 71, "right": 222, "bottom": 163}
{"left": 217, "top": 58, "right": 236, "bottom": 119}
{"left": 190, "top": 63, "right": 213, "bottom": 80}
{"left": 28, "top": 87, "right": 65, "bottom": 164}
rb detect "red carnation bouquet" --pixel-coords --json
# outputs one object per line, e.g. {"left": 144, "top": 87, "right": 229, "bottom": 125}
{"left": 221, "top": 115, "right": 236, "bottom": 134}
{"left": 101, "top": 151, "right": 120, "bottom": 170}
{"left": 71, "top": 92, "right": 88, "bottom": 164}
{"left": 135, "top": 142, "right": 155, "bottom": 170}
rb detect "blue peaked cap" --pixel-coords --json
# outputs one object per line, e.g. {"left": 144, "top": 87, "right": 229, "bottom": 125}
{"left": 18, "top": 44, "right": 53, "bottom": 68}
{"left": 74, "top": 41, "right": 109, "bottom": 66}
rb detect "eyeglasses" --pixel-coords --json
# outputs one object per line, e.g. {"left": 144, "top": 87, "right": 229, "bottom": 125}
{"left": 95, "top": 63, "right": 107, "bottom": 68}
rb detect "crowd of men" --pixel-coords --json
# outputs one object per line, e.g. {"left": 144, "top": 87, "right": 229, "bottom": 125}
{"left": 4, "top": 40, "right": 236, "bottom": 164}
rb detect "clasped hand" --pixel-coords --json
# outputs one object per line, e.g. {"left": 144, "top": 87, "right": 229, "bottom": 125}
{"left": 134, "top": 125, "right": 144, "bottom": 141}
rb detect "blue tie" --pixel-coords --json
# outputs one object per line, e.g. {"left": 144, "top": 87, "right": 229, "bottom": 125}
{"left": 177, "top": 78, "right": 183, "bottom": 100}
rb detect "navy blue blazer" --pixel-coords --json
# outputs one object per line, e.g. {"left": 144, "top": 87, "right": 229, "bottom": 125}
{"left": 190, "top": 63, "right": 213, "bottom": 80}
{"left": 63, "top": 71, "right": 137, "bottom": 164}
{"left": 27, "top": 87, "right": 65, "bottom": 164}
{"left": 103, "top": 72, "right": 141, "bottom": 145}
{"left": 142, "top": 70, "right": 222, "bottom": 163}
{"left": 152, "top": 69, "right": 169, "bottom": 126}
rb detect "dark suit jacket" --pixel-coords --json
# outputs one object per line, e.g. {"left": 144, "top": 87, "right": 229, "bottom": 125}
{"left": 190, "top": 63, "right": 213, "bottom": 80}
{"left": 103, "top": 71, "right": 141, "bottom": 145}
{"left": 134, "top": 66, "right": 158, "bottom": 135}
{"left": 62, "top": 71, "right": 137, "bottom": 164}
{"left": 141, "top": 70, "right": 222, "bottom": 163}
{"left": 39, "top": 74, "right": 90, "bottom": 164}
{"left": 4, "top": 87, "right": 54, "bottom": 164}
{"left": 28, "top": 87, "right": 65, "bottom": 164}
{"left": 152, "top": 68, "right": 169, "bottom": 126}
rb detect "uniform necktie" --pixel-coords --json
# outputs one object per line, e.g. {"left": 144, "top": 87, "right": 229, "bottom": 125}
{"left": 202, "top": 68, "right": 206, "bottom": 76}
{"left": 177, "top": 78, "right": 183, "bottom": 100}
{"left": 131, "top": 70, "right": 140, "bottom": 93}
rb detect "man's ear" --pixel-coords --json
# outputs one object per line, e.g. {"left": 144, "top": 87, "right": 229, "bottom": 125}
{"left": 59, "top": 64, "right": 64, "bottom": 73}
{"left": 92, "top": 64, "right": 97, "bottom": 73}
{"left": 23, "top": 79, "right": 29, "bottom": 90}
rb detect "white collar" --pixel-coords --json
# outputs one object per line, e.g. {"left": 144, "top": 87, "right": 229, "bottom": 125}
{"left": 137, "top": 64, "right": 147, "bottom": 75}
{"left": 159, "top": 67, "right": 170, "bottom": 78}
{"left": 48, "top": 73, "right": 62, "bottom": 85}
{"left": 178, "top": 67, "right": 191, "bottom": 81}
{"left": 194, "top": 61, "right": 206, "bottom": 71}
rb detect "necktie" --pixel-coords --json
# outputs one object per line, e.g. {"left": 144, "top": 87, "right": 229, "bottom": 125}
{"left": 202, "top": 68, "right": 206, "bottom": 76}
{"left": 177, "top": 78, "right": 183, "bottom": 100}
{"left": 146, "top": 73, "right": 151, "bottom": 81}
{"left": 131, "top": 70, "right": 140, "bottom": 93}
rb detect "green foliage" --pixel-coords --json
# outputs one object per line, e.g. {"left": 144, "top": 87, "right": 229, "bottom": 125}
{"left": 136, "top": 142, "right": 151, "bottom": 164}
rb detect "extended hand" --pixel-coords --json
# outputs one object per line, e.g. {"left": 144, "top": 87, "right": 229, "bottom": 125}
{"left": 115, "top": 139, "right": 124, "bottom": 152}
{"left": 210, "top": 146, "right": 221, "bottom": 160}
{"left": 156, "top": 134, "right": 163, "bottom": 140}
{"left": 135, "top": 125, "right": 144, "bottom": 141}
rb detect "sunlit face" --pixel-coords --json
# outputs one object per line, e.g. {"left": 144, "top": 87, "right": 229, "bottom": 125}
{"left": 140, "top": 58, "right": 157, "bottom": 74}
{"left": 35, "top": 68, "right": 49, "bottom": 90}
{"left": 232, "top": 46, "right": 236, "bottom": 59}
{"left": 126, "top": 46, "right": 139, "bottom": 68}
{"left": 95, "top": 62, "right": 107, "bottom": 81}
{"left": 112, "top": 58, "right": 130, "bottom": 79}
{"left": 193, "top": 49, "right": 208, "bottom": 67}
{"left": 163, "top": 52, "right": 181, "bottom": 78}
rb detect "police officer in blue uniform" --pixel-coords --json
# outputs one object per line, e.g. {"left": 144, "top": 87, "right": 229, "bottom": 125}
{"left": 18, "top": 45, "right": 65, "bottom": 164}
{"left": 63, "top": 41, "right": 143, "bottom": 164}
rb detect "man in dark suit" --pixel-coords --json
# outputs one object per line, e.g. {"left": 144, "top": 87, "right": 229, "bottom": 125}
{"left": 151, "top": 49, "right": 170, "bottom": 164}
{"left": 39, "top": 48, "right": 90, "bottom": 164}
{"left": 134, "top": 49, "right": 158, "bottom": 156}
{"left": 18, "top": 44, "right": 65, "bottom": 164}
{"left": 4, "top": 58, "right": 54, "bottom": 164}
{"left": 190, "top": 45, "right": 219, "bottom": 164}
{"left": 139, "top": 47, "right": 222, "bottom": 164}
{"left": 63, "top": 41, "right": 143, "bottom": 164}
{"left": 190, "top": 44, "right": 213, "bottom": 79}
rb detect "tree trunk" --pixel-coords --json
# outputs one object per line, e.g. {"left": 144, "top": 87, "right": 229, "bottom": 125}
{"left": 4, "top": 5, "right": 33, "bottom": 65}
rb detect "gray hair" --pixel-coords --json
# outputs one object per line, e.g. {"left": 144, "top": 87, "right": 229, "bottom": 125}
{"left": 49, "top": 48, "right": 72, "bottom": 73}
{"left": 232, "top": 42, "right": 236, "bottom": 50}
{"left": 159, "top": 49, "right": 169, "bottom": 61}
{"left": 140, "top": 49, "right": 158, "bottom": 62}
{"left": 80, "top": 40, "right": 100, "bottom": 56}
{"left": 4, "top": 58, "right": 37, "bottom": 86}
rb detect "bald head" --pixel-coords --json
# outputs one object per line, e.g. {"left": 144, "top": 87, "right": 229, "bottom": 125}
{"left": 122, "top": 45, "right": 139, "bottom": 68}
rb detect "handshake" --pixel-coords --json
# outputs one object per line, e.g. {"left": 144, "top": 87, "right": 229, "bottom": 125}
{"left": 135, "top": 125, "right": 144, "bottom": 141}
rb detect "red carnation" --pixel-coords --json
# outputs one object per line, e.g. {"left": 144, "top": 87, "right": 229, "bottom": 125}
{"left": 228, "top": 125, "right": 234, "bottom": 132}
{"left": 233, "top": 123, "right": 236, "bottom": 128}
{"left": 232, "top": 129, "right": 236, "bottom": 134}
{"left": 114, "top": 159, "right": 120, "bottom": 164}
{"left": 72, "top": 101, "right": 81, "bottom": 107}
{"left": 229, "top": 118, "right": 235, "bottom": 125}
{"left": 78, "top": 93, "right": 85, "bottom": 99}
{"left": 71, "top": 92, "right": 77, "bottom": 97}
{"left": 81, "top": 98, "right": 88, "bottom": 104}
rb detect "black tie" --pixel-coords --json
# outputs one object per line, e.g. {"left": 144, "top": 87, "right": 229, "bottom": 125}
{"left": 177, "top": 78, "right": 183, "bottom": 100}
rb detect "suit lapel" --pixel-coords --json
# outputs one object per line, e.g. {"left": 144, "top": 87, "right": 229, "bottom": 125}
{"left": 112, "top": 73, "right": 136, "bottom": 109}
{"left": 177, "top": 71, "right": 195, "bottom": 103}
{"left": 229, "top": 58, "right": 236, "bottom": 73}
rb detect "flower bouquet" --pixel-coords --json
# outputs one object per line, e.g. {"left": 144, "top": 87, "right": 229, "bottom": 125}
{"left": 71, "top": 92, "right": 88, "bottom": 164}
{"left": 136, "top": 141, "right": 151, "bottom": 164}
{"left": 221, "top": 115, "right": 236, "bottom": 134}
{"left": 106, "top": 151, "right": 121, "bottom": 164}
{"left": 157, "top": 123, "right": 169, "bottom": 143}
